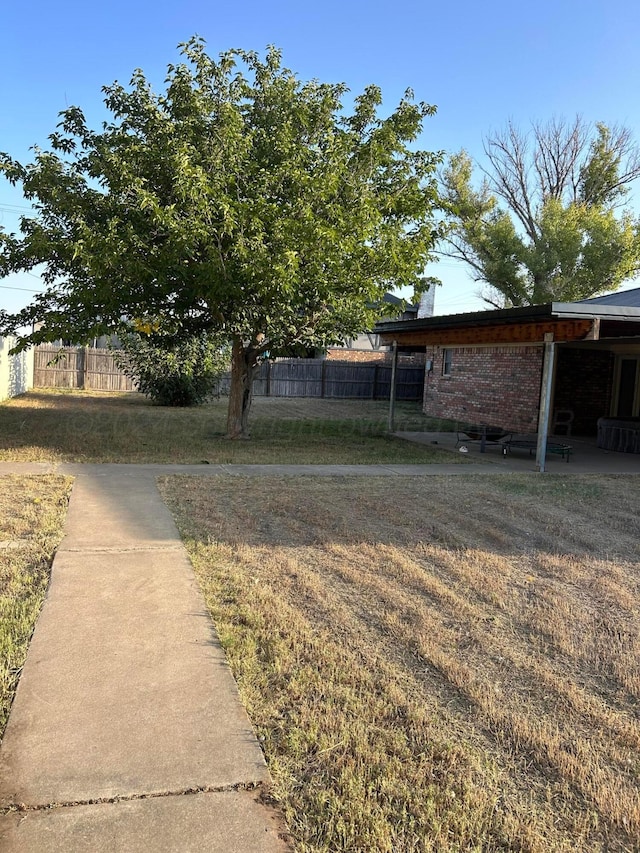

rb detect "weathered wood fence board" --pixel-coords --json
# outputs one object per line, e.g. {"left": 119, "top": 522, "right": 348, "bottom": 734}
{"left": 33, "top": 346, "right": 424, "bottom": 400}
{"left": 253, "top": 360, "right": 423, "bottom": 400}
{"left": 34, "top": 345, "right": 136, "bottom": 392}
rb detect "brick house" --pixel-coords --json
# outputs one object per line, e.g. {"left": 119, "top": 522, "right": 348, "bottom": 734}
{"left": 375, "top": 289, "right": 640, "bottom": 439}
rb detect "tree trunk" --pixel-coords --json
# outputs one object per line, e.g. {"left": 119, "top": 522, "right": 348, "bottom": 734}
{"left": 226, "top": 337, "right": 257, "bottom": 439}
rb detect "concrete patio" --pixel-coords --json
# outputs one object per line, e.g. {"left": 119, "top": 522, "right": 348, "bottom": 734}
{"left": 394, "top": 431, "right": 640, "bottom": 474}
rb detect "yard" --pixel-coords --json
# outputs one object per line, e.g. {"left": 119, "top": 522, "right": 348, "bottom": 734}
{"left": 159, "top": 473, "right": 640, "bottom": 853}
{"left": 2, "top": 391, "right": 639, "bottom": 850}
{"left": 0, "top": 390, "right": 457, "bottom": 465}
{"left": 0, "top": 475, "right": 72, "bottom": 737}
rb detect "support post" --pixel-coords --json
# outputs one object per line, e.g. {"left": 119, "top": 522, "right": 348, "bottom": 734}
{"left": 76, "top": 346, "right": 86, "bottom": 390}
{"left": 388, "top": 341, "right": 398, "bottom": 433}
{"left": 83, "top": 346, "right": 89, "bottom": 390}
{"left": 535, "top": 336, "right": 556, "bottom": 473}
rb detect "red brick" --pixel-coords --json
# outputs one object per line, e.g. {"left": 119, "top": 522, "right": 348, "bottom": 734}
{"left": 423, "top": 345, "right": 543, "bottom": 432}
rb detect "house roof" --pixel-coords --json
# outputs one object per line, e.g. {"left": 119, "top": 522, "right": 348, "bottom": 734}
{"left": 381, "top": 292, "right": 404, "bottom": 307}
{"left": 376, "top": 292, "right": 640, "bottom": 335}
{"left": 380, "top": 292, "right": 418, "bottom": 312}
{"left": 375, "top": 289, "right": 640, "bottom": 349}
{"left": 578, "top": 287, "right": 640, "bottom": 308}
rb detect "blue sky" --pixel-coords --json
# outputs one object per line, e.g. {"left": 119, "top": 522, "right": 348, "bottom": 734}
{"left": 2, "top": 0, "right": 640, "bottom": 315}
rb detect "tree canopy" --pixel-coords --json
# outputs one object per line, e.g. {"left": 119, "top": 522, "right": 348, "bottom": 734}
{"left": 0, "top": 38, "right": 443, "bottom": 437}
{"left": 441, "top": 117, "right": 640, "bottom": 307}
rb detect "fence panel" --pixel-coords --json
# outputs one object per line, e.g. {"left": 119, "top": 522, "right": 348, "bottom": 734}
{"left": 372, "top": 365, "right": 424, "bottom": 401}
{"left": 34, "top": 345, "right": 136, "bottom": 391}
{"left": 324, "top": 362, "right": 377, "bottom": 398}
{"left": 267, "top": 360, "right": 324, "bottom": 397}
{"left": 250, "top": 361, "right": 268, "bottom": 397}
{"left": 397, "top": 367, "right": 425, "bottom": 401}
{"left": 84, "top": 349, "right": 136, "bottom": 391}
{"left": 34, "top": 345, "right": 83, "bottom": 389}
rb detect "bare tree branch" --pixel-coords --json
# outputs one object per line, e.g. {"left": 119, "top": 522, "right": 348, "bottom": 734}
{"left": 440, "top": 115, "right": 640, "bottom": 307}
{"left": 482, "top": 123, "right": 539, "bottom": 241}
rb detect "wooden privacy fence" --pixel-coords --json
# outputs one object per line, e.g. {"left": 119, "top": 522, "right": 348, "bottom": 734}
{"left": 34, "top": 345, "right": 136, "bottom": 392}
{"left": 252, "top": 359, "right": 424, "bottom": 400}
{"left": 33, "top": 346, "right": 424, "bottom": 401}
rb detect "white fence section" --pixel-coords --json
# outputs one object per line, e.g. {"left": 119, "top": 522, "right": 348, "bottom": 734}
{"left": 0, "top": 336, "right": 34, "bottom": 401}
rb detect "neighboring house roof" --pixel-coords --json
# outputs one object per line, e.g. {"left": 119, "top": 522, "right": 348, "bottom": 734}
{"left": 379, "top": 292, "right": 418, "bottom": 319}
{"left": 578, "top": 287, "right": 640, "bottom": 307}
{"left": 381, "top": 292, "right": 417, "bottom": 311}
{"left": 381, "top": 292, "right": 405, "bottom": 307}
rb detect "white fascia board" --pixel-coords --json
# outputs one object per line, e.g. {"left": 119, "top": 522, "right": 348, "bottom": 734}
{"left": 551, "top": 302, "right": 640, "bottom": 320}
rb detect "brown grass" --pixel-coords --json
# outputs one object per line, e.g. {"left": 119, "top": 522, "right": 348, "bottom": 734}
{"left": 0, "top": 390, "right": 460, "bottom": 465}
{"left": 0, "top": 475, "right": 73, "bottom": 739}
{"left": 159, "top": 473, "right": 640, "bottom": 852}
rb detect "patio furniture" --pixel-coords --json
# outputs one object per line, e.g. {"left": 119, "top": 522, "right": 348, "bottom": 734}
{"left": 597, "top": 417, "right": 640, "bottom": 453}
{"left": 551, "top": 409, "right": 574, "bottom": 437}
{"left": 503, "top": 439, "right": 573, "bottom": 462}
{"left": 456, "top": 424, "right": 512, "bottom": 453}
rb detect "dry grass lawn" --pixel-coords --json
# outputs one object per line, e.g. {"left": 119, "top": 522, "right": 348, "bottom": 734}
{"left": 0, "top": 390, "right": 458, "bottom": 465}
{"left": 159, "top": 473, "right": 640, "bottom": 853}
{"left": 0, "top": 475, "right": 72, "bottom": 738}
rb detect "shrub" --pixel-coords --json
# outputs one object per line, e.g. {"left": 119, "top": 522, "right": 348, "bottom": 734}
{"left": 112, "top": 330, "right": 229, "bottom": 406}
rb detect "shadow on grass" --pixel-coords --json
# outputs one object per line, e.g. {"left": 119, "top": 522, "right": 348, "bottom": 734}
{"left": 0, "top": 391, "right": 458, "bottom": 464}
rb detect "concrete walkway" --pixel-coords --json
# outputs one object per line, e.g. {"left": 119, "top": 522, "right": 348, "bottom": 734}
{"left": 0, "top": 467, "right": 290, "bottom": 852}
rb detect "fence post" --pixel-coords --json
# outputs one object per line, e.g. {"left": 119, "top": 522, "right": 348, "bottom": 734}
{"left": 372, "top": 364, "right": 378, "bottom": 399}
{"left": 321, "top": 359, "right": 326, "bottom": 398}
{"left": 83, "top": 346, "right": 90, "bottom": 390}
{"left": 76, "top": 347, "right": 84, "bottom": 389}
{"left": 388, "top": 342, "right": 398, "bottom": 432}
{"left": 265, "top": 360, "right": 271, "bottom": 398}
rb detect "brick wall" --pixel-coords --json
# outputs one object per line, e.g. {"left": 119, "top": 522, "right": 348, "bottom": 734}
{"left": 423, "top": 345, "right": 544, "bottom": 432}
{"left": 326, "top": 348, "right": 426, "bottom": 365}
{"left": 553, "top": 347, "right": 614, "bottom": 434}
{"left": 326, "top": 349, "right": 388, "bottom": 363}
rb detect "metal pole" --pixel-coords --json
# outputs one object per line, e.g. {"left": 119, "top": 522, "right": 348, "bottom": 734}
{"left": 388, "top": 340, "right": 398, "bottom": 433}
{"left": 535, "top": 338, "right": 556, "bottom": 473}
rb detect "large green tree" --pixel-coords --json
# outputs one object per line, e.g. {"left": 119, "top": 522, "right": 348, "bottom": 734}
{"left": 441, "top": 117, "right": 640, "bottom": 307}
{"left": 0, "top": 39, "right": 443, "bottom": 437}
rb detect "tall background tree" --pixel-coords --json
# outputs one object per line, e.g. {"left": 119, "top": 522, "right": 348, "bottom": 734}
{"left": 441, "top": 117, "right": 640, "bottom": 307}
{"left": 0, "top": 39, "right": 443, "bottom": 437}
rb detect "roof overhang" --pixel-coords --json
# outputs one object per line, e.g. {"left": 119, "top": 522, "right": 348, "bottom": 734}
{"left": 376, "top": 301, "right": 640, "bottom": 347}
{"left": 550, "top": 301, "right": 640, "bottom": 321}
